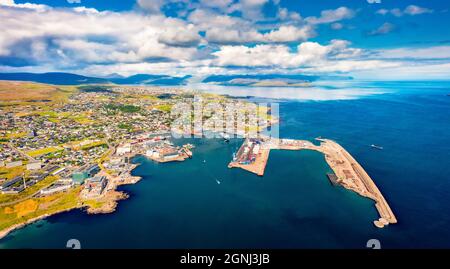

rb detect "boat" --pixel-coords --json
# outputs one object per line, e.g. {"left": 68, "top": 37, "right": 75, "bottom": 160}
{"left": 222, "top": 133, "right": 230, "bottom": 143}
{"left": 371, "top": 144, "right": 384, "bottom": 150}
{"left": 216, "top": 179, "right": 221, "bottom": 185}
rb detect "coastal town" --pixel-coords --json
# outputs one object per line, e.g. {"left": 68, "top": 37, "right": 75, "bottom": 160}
{"left": 0, "top": 79, "right": 396, "bottom": 240}
{"left": 0, "top": 81, "right": 275, "bottom": 238}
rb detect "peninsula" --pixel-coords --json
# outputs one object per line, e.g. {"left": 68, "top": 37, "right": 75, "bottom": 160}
{"left": 0, "top": 81, "right": 273, "bottom": 239}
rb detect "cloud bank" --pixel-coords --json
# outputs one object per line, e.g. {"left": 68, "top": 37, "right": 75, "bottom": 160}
{"left": 0, "top": 0, "right": 448, "bottom": 80}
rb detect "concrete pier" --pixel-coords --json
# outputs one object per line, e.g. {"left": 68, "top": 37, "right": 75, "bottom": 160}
{"left": 228, "top": 137, "right": 397, "bottom": 228}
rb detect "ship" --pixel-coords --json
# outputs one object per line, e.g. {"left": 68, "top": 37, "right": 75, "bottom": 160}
{"left": 371, "top": 144, "right": 384, "bottom": 150}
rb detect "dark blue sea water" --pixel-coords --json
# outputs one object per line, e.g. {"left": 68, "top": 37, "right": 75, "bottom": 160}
{"left": 1, "top": 81, "right": 450, "bottom": 248}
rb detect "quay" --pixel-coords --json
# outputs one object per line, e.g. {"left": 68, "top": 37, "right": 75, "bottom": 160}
{"left": 227, "top": 138, "right": 270, "bottom": 176}
{"left": 228, "top": 136, "right": 397, "bottom": 228}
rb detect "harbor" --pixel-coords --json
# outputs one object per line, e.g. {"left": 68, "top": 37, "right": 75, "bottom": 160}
{"left": 228, "top": 136, "right": 397, "bottom": 228}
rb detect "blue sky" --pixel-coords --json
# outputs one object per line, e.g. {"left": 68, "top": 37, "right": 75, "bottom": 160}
{"left": 1, "top": 0, "right": 450, "bottom": 80}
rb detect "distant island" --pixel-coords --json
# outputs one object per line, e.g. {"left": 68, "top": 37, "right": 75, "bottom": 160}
{"left": 202, "top": 74, "right": 353, "bottom": 87}
{"left": 0, "top": 72, "right": 191, "bottom": 86}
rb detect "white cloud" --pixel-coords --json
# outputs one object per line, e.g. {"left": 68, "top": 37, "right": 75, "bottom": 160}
{"left": 189, "top": 8, "right": 313, "bottom": 44}
{"left": 0, "top": 5, "right": 201, "bottom": 65}
{"left": 376, "top": 5, "right": 433, "bottom": 17}
{"left": 198, "top": 0, "right": 234, "bottom": 11}
{"left": 188, "top": 9, "right": 249, "bottom": 30}
{"left": 136, "top": 0, "right": 165, "bottom": 13}
{"left": 206, "top": 25, "right": 314, "bottom": 44}
{"left": 73, "top": 6, "right": 99, "bottom": 14}
{"left": 158, "top": 24, "right": 202, "bottom": 47}
{"left": 212, "top": 40, "right": 363, "bottom": 69}
{"left": 369, "top": 22, "right": 395, "bottom": 36}
{"left": 0, "top": 0, "right": 448, "bottom": 80}
{"left": 0, "top": 0, "right": 49, "bottom": 11}
{"left": 277, "top": 7, "right": 301, "bottom": 21}
{"left": 390, "top": 8, "right": 403, "bottom": 17}
{"left": 230, "top": 0, "right": 271, "bottom": 20}
{"left": 404, "top": 5, "right": 433, "bottom": 15}
{"left": 305, "top": 7, "right": 354, "bottom": 25}
{"left": 331, "top": 23, "right": 343, "bottom": 30}
{"left": 376, "top": 9, "right": 389, "bottom": 16}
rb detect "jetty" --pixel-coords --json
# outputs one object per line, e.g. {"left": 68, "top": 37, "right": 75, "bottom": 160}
{"left": 228, "top": 137, "right": 397, "bottom": 228}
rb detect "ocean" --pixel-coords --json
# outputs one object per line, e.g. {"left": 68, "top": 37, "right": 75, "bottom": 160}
{"left": 1, "top": 80, "right": 450, "bottom": 248}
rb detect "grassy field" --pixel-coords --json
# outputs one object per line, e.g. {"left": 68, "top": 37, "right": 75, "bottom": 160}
{"left": 36, "top": 110, "right": 93, "bottom": 125}
{"left": 0, "top": 166, "right": 25, "bottom": 181}
{"left": 0, "top": 187, "right": 82, "bottom": 233}
{"left": 81, "top": 141, "right": 107, "bottom": 150}
{"left": 0, "top": 81, "right": 58, "bottom": 102}
{"left": 155, "top": 104, "right": 173, "bottom": 112}
{"left": 105, "top": 103, "right": 141, "bottom": 113}
{"left": 26, "top": 146, "right": 63, "bottom": 158}
{"left": 0, "top": 131, "right": 27, "bottom": 141}
{"left": 0, "top": 81, "right": 78, "bottom": 104}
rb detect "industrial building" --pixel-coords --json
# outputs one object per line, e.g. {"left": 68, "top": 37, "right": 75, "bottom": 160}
{"left": 26, "top": 162, "right": 42, "bottom": 171}
{"left": 84, "top": 176, "right": 108, "bottom": 197}
{"left": 72, "top": 164, "right": 100, "bottom": 185}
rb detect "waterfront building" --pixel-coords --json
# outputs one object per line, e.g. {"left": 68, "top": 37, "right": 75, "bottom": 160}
{"left": 85, "top": 176, "right": 108, "bottom": 196}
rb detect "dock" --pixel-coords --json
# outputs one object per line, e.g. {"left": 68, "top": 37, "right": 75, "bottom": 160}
{"left": 228, "top": 137, "right": 397, "bottom": 228}
{"left": 326, "top": 173, "right": 339, "bottom": 186}
{"left": 228, "top": 145, "right": 270, "bottom": 176}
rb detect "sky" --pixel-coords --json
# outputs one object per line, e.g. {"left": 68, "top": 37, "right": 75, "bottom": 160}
{"left": 0, "top": 0, "right": 449, "bottom": 80}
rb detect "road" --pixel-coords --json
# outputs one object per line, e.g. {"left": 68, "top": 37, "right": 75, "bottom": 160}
{"left": 7, "top": 142, "right": 36, "bottom": 162}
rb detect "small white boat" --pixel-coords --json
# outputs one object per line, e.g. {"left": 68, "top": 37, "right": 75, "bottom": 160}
{"left": 371, "top": 144, "right": 384, "bottom": 150}
{"left": 216, "top": 179, "right": 221, "bottom": 185}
